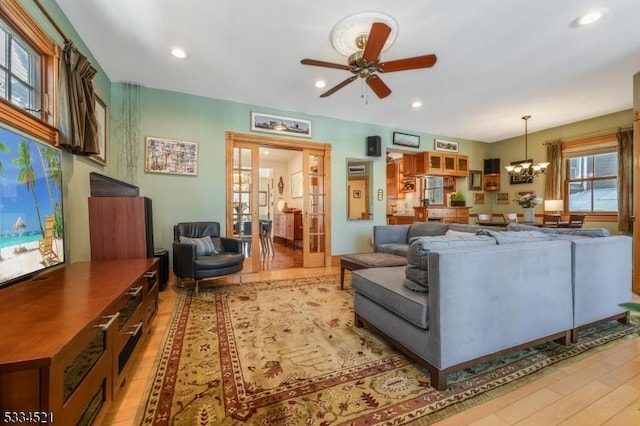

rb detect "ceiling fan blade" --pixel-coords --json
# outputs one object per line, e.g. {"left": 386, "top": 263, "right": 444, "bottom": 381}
{"left": 301, "top": 58, "right": 351, "bottom": 70}
{"left": 380, "top": 54, "right": 438, "bottom": 73}
{"left": 366, "top": 74, "right": 391, "bottom": 99}
{"left": 320, "top": 76, "right": 358, "bottom": 97}
{"left": 362, "top": 22, "right": 391, "bottom": 62}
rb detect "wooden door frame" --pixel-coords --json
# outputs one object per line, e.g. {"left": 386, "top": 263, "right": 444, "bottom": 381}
{"left": 632, "top": 110, "right": 639, "bottom": 294}
{"left": 225, "top": 131, "right": 332, "bottom": 268}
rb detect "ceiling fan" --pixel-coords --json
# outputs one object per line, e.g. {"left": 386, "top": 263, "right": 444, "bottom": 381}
{"left": 301, "top": 22, "right": 437, "bottom": 99}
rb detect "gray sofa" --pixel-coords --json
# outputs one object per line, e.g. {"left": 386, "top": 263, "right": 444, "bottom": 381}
{"left": 354, "top": 227, "right": 632, "bottom": 390}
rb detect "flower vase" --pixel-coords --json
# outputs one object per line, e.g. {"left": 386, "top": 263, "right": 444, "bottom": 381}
{"left": 522, "top": 207, "right": 535, "bottom": 223}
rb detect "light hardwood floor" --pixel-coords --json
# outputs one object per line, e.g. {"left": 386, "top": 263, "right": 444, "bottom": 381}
{"left": 104, "top": 266, "right": 640, "bottom": 426}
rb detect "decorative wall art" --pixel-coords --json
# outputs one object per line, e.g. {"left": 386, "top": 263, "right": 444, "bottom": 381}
{"left": 473, "top": 192, "right": 485, "bottom": 204}
{"left": 392, "top": 132, "right": 420, "bottom": 148}
{"left": 496, "top": 192, "right": 510, "bottom": 204}
{"left": 144, "top": 136, "right": 198, "bottom": 176}
{"left": 509, "top": 160, "right": 534, "bottom": 184}
{"left": 259, "top": 191, "right": 267, "bottom": 206}
{"left": 251, "top": 112, "right": 312, "bottom": 138}
{"left": 434, "top": 139, "right": 459, "bottom": 153}
{"left": 469, "top": 170, "right": 482, "bottom": 190}
{"left": 353, "top": 190, "right": 361, "bottom": 198}
{"left": 90, "top": 95, "right": 108, "bottom": 165}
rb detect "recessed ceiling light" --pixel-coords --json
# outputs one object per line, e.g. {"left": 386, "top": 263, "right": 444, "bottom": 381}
{"left": 171, "top": 48, "right": 188, "bottom": 59}
{"left": 572, "top": 8, "right": 607, "bottom": 27}
{"left": 411, "top": 101, "right": 422, "bottom": 108}
{"left": 315, "top": 80, "right": 326, "bottom": 88}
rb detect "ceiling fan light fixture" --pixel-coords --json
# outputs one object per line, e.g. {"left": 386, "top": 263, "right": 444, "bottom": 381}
{"left": 315, "top": 80, "right": 326, "bottom": 88}
{"left": 330, "top": 12, "right": 398, "bottom": 56}
{"left": 411, "top": 101, "right": 422, "bottom": 108}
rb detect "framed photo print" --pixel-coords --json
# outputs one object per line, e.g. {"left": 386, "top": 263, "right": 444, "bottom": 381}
{"left": 291, "top": 170, "right": 303, "bottom": 198}
{"left": 496, "top": 192, "right": 510, "bottom": 204}
{"left": 251, "top": 112, "right": 311, "bottom": 138}
{"left": 392, "top": 132, "right": 420, "bottom": 148}
{"left": 434, "top": 139, "right": 459, "bottom": 153}
{"left": 90, "top": 95, "right": 108, "bottom": 165}
{"left": 259, "top": 191, "right": 267, "bottom": 206}
{"left": 144, "top": 136, "right": 198, "bottom": 176}
{"left": 473, "top": 192, "right": 485, "bottom": 204}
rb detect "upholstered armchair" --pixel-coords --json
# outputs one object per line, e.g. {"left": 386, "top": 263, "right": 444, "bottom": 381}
{"left": 173, "top": 222, "right": 244, "bottom": 294}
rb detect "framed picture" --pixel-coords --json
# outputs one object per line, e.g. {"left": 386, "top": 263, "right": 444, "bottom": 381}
{"left": 434, "top": 139, "right": 458, "bottom": 153}
{"left": 259, "top": 191, "right": 267, "bottom": 206}
{"left": 353, "top": 190, "right": 361, "bottom": 198}
{"left": 144, "top": 136, "right": 198, "bottom": 176}
{"left": 392, "top": 132, "right": 420, "bottom": 148}
{"left": 509, "top": 160, "right": 534, "bottom": 184}
{"left": 251, "top": 112, "right": 311, "bottom": 138}
{"left": 291, "top": 170, "right": 303, "bottom": 198}
{"left": 90, "top": 95, "right": 108, "bottom": 165}
{"left": 473, "top": 192, "right": 485, "bottom": 204}
{"left": 469, "top": 170, "right": 482, "bottom": 190}
{"left": 496, "top": 192, "right": 510, "bottom": 204}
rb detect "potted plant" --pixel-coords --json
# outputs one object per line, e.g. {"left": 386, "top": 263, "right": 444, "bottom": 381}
{"left": 450, "top": 190, "right": 466, "bottom": 206}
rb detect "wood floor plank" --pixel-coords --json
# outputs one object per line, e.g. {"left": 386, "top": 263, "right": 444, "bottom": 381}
{"left": 601, "top": 394, "right": 640, "bottom": 425}
{"left": 514, "top": 381, "right": 612, "bottom": 426}
{"left": 558, "top": 383, "right": 639, "bottom": 425}
{"left": 494, "top": 388, "right": 563, "bottom": 424}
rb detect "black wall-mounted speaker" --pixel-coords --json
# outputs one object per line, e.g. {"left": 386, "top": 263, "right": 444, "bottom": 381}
{"left": 366, "top": 136, "right": 381, "bottom": 157}
{"left": 484, "top": 158, "right": 501, "bottom": 174}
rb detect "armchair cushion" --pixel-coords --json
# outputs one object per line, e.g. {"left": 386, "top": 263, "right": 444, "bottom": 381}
{"left": 179, "top": 235, "right": 218, "bottom": 256}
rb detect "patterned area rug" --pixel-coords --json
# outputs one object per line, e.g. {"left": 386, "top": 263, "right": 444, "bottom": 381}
{"left": 137, "top": 275, "right": 639, "bottom": 425}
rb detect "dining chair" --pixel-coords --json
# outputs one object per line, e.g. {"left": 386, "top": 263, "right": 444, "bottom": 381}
{"left": 568, "top": 214, "right": 585, "bottom": 228}
{"left": 542, "top": 214, "right": 561, "bottom": 228}
{"left": 477, "top": 213, "right": 493, "bottom": 224}
{"left": 502, "top": 213, "right": 518, "bottom": 223}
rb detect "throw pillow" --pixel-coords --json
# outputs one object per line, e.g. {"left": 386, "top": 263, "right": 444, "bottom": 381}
{"left": 406, "top": 222, "right": 449, "bottom": 241}
{"left": 403, "top": 234, "right": 496, "bottom": 292}
{"left": 179, "top": 235, "right": 218, "bottom": 256}
{"left": 445, "top": 228, "right": 472, "bottom": 237}
{"left": 211, "top": 237, "right": 225, "bottom": 253}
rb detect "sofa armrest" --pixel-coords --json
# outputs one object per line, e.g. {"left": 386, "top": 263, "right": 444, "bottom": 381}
{"left": 172, "top": 242, "right": 196, "bottom": 278}
{"left": 373, "top": 225, "right": 411, "bottom": 251}
{"left": 427, "top": 240, "right": 573, "bottom": 369}
{"left": 569, "top": 235, "right": 632, "bottom": 327}
{"left": 221, "top": 237, "right": 244, "bottom": 254}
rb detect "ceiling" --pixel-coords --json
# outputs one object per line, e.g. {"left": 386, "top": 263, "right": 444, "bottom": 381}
{"left": 53, "top": 0, "right": 640, "bottom": 143}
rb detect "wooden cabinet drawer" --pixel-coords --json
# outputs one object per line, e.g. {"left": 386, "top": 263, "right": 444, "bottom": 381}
{"left": 443, "top": 209, "right": 457, "bottom": 218}
{"left": 456, "top": 209, "right": 469, "bottom": 218}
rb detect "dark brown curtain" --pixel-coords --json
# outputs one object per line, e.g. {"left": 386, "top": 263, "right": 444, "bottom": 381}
{"left": 58, "top": 41, "right": 99, "bottom": 155}
{"left": 617, "top": 128, "right": 633, "bottom": 234}
{"left": 544, "top": 140, "right": 562, "bottom": 200}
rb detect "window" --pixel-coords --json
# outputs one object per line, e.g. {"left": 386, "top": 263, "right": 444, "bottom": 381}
{"left": 565, "top": 149, "right": 618, "bottom": 213}
{"left": 0, "top": 20, "right": 42, "bottom": 115}
{"left": 0, "top": 0, "right": 58, "bottom": 144}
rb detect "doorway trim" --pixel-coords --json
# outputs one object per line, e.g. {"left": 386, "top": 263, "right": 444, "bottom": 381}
{"left": 225, "top": 131, "right": 332, "bottom": 269}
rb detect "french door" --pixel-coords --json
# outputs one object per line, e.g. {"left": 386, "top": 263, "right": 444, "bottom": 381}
{"left": 225, "top": 132, "right": 331, "bottom": 270}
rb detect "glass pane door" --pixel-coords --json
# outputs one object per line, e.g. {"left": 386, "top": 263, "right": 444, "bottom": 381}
{"left": 303, "top": 150, "right": 326, "bottom": 267}
{"left": 231, "top": 145, "right": 259, "bottom": 265}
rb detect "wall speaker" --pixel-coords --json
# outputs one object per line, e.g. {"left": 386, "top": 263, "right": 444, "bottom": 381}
{"left": 484, "top": 158, "right": 501, "bottom": 174}
{"left": 366, "top": 136, "right": 381, "bottom": 157}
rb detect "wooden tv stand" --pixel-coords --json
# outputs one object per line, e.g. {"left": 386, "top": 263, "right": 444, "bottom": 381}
{"left": 0, "top": 259, "right": 159, "bottom": 425}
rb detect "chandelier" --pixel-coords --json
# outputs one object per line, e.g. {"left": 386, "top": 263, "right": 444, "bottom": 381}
{"left": 505, "top": 115, "right": 549, "bottom": 178}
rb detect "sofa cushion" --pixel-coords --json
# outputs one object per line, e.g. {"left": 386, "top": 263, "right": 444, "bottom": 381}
{"left": 376, "top": 244, "right": 410, "bottom": 257}
{"left": 476, "top": 229, "right": 551, "bottom": 245}
{"left": 179, "top": 235, "right": 218, "bottom": 256}
{"left": 404, "top": 235, "right": 496, "bottom": 292}
{"left": 407, "top": 222, "right": 449, "bottom": 241}
{"left": 506, "top": 223, "right": 611, "bottom": 237}
{"left": 352, "top": 266, "right": 429, "bottom": 329}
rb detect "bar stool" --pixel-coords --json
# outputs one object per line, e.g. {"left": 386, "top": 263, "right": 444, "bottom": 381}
{"left": 259, "top": 220, "right": 274, "bottom": 259}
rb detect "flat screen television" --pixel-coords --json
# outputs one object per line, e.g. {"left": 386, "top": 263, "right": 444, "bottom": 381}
{"left": 0, "top": 124, "right": 64, "bottom": 289}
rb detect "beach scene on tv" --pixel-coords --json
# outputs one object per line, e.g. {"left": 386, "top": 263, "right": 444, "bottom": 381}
{"left": 0, "top": 126, "right": 64, "bottom": 286}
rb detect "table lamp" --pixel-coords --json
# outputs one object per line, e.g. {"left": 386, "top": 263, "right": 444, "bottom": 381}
{"left": 544, "top": 199, "right": 564, "bottom": 215}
